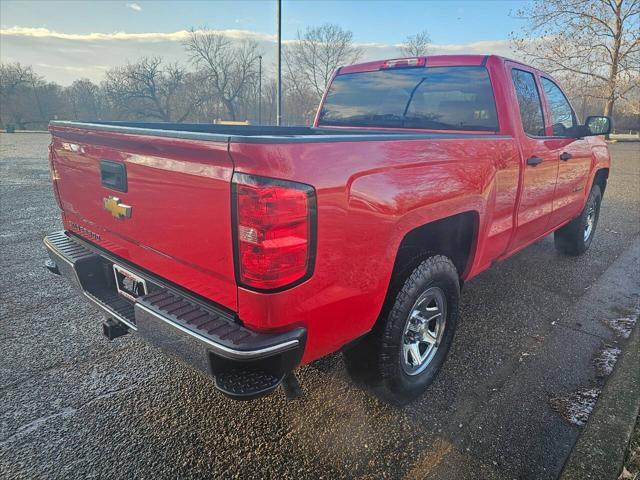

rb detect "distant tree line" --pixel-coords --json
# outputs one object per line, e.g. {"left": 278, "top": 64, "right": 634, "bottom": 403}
{"left": 1, "top": 20, "right": 638, "bottom": 131}
{"left": 1, "top": 23, "right": 373, "bottom": 129}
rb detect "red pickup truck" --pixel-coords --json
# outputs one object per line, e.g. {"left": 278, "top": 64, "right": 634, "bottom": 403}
{"left": 45, "top": 55, "right": 611, "bottom": 404}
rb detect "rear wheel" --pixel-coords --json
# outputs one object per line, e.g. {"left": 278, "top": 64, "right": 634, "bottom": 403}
{"left": 343, "top": 255, "right": 460, "bottom": 405}
{"left": 554, "top": 185, "right": 602, "bottom": 256}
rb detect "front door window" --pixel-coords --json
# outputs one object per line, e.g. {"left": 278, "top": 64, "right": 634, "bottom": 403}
{"left": 541, "top": 77, "right": 576, "bottom": 137}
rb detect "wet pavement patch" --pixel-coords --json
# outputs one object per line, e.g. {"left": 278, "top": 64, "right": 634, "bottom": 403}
{"left": 549, "top": 308, "right": 638, "bottom": 432}
{"left": 593, "top": 344, "right": 622, "bottom": 378}
{"left": 603, "top": 310, "right": 639, "bottom": 339}
{"left": 549, "top": 388, "right": 601, "bottom": 427}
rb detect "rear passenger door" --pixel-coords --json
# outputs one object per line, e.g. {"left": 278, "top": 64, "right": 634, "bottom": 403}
{"left": 539, "top": 77, "right": 592, "bottom": 229}
{"left": 507, "top": 65, "right": 559, "bottom": 250}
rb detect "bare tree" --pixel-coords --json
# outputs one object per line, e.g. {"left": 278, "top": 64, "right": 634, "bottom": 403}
{"left": 287, "top": 24, "right": 362, "bottom": 100}
{"left": 0, "top": 63, "right": 34, "bottom": 99}
{"left": 34, "top": 81, "right": 68, "bottom": 122}
{"left": 184, "top": 29, "right": 261, "bottom": 121}
{"left": 399, "top": 30, "right": 431, "bottom": 57}
{"left": 282, "top": 45, "right": 319, "bottom": 124}
{"left": 0, "top": 63, "right": 52, "bottom": 128}
{"left": 104, "top": 57, "right": 196, "bottom": 122}
{"left": 511, "top": 0, "right": 640, "bottom": 119}
{"left": 65, "top": 79, "right": 103, "bottom": 120}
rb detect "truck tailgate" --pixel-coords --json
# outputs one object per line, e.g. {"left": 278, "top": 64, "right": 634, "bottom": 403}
{"left": 49, "top": 125, "right": 237, "bottom": 311}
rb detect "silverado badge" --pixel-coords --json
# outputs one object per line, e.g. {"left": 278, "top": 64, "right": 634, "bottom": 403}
{"left": 103, "top": 196, "right": 132, "bottom": 219}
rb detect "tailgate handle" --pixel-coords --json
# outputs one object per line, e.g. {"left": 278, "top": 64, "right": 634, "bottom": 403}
{"left": 100, "top": 160, "right": 127, "bottom": 192}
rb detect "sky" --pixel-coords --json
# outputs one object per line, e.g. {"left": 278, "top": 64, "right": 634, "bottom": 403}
{"left": 0, "top": 0, "right": 532, "bottom": 85}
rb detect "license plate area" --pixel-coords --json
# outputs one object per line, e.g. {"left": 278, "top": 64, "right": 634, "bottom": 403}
{"left": 113, "top": 264, "right": 148, "bottom": 302}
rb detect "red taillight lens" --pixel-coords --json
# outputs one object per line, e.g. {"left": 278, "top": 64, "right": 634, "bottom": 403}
{"left": 233, "top": 173, "right": 316, "bottom": 291}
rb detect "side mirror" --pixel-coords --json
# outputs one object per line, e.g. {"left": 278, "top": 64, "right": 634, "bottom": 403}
{"left": 584, "top": 116, "right": 612, "bottom": 136}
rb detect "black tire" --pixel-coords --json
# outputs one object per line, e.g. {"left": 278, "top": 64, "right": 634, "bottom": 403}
{"left": 554, "top": 185, "right": 602, "bottom": 256}
{"left": 343, "top": 255, "right": 460, "bottom": 405}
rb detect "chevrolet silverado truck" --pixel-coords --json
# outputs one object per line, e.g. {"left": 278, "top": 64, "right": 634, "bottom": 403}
{"left": 44, "top": 55, "right": 611, "bottom": 404}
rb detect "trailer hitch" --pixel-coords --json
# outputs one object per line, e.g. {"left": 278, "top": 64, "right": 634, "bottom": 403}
{"left": 102, "top": 318, "right": 129, "bottom": 340}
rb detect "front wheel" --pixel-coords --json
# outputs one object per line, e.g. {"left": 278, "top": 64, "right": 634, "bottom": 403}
{"left": 554, "top": 185, "right": 602, "bottom": 256}
{"left": 343, "top": 255, "right": 460, "bottom": 405}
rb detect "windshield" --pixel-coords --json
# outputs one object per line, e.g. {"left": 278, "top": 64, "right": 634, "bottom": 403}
{"left": 318, "top": 66, "right": 499, "bottom": 131}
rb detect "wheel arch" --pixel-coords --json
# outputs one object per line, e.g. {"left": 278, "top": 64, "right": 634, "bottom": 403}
{"left": 592, "top": 167, "right": 609, "bottom": 195}
{"left": 383, "top": 211, "right": 479, "bottom": 308}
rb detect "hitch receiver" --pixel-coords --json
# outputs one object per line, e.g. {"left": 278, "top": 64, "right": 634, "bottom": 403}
{"left": 102, "top": 318, "right": 129, "bottom": 340}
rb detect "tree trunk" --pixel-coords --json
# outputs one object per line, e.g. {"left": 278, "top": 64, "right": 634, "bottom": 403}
{"left": 70, "top": 97, "right": 78, "bottom": 120}
{"left": 603, "top": 97, "right": 615, "bottom": 118}
{"left": 603, "top": 0, "right": 624, "bottom": 140}
{"left": 31, "top": 79, "right": 45, "bottom": 125}
{"left": 224, "top": 99, "right": 236, "bottom": 121}
{"left": 604, "top": 96, "right": 615, "bottom": 139}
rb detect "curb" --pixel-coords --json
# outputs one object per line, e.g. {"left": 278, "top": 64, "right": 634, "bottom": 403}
{"left": 560, "top": 317, "right": 640, "bottom": 480}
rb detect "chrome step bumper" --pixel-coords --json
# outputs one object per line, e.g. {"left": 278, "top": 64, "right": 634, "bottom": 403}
{"left": 44, "top": 231, "right": 306, "bottom": 400}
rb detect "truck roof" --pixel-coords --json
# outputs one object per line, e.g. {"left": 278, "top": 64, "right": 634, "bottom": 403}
{"left": 338, "top": 54, "right": 510, "bottom": 75}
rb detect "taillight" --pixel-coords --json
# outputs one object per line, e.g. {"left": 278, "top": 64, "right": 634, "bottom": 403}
{"left": 232, "top": 173, "right": 316, "bottom": 291}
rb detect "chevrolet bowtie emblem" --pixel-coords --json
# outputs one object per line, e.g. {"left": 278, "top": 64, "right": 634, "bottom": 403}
{"left": 103, "top": 196, "right": 132, "bottom": 219}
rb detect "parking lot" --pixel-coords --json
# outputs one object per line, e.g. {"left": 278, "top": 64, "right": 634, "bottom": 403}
{"left": 1, "top": 133, "right": 639, "bottom": 479}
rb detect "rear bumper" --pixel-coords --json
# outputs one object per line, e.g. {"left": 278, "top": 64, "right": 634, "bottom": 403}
{"left": 44, "top": 231, "right": 306, "bottom": 399}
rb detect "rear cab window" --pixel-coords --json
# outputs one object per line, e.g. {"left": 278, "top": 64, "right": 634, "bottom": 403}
{"left": 318, "top": 66, "right": 499, "bottom": 132}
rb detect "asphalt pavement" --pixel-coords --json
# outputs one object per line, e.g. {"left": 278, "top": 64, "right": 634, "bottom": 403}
{"left": 1, "top": 133, "right": 639, "bottom": 479}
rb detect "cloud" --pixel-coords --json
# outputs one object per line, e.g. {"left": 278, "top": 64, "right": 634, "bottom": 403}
{"left": 126, "top": 3, "right": 142, "bottom": 12}
{"left": 35, "top": 62, "right": 110, "bottom": 73}
{"left": 429, "top": 39, "right": 512, "bottom": 54}
{"left": 0, "top": 26, "right": 277, "bottom": 43}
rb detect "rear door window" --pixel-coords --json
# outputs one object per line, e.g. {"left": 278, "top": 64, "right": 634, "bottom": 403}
{"left": 541, "top": 77, "right": 576, "bottom": 136}
{"left": 318, "top": 66, "right": 499, "bottom": 131}
{"left": 511, "top": 69, "right": 545, "bottom": 136}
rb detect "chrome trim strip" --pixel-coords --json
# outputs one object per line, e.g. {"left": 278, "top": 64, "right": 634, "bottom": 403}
{"left": 134, "top": 303, "right": 299, "bottom": 360}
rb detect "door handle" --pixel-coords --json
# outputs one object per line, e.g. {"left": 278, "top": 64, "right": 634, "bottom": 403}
{"left": 527, "top": 156, "right": 544, "bottom": 166}
{"left": 560, "top": 152, "right": 572, "bottom": 161}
